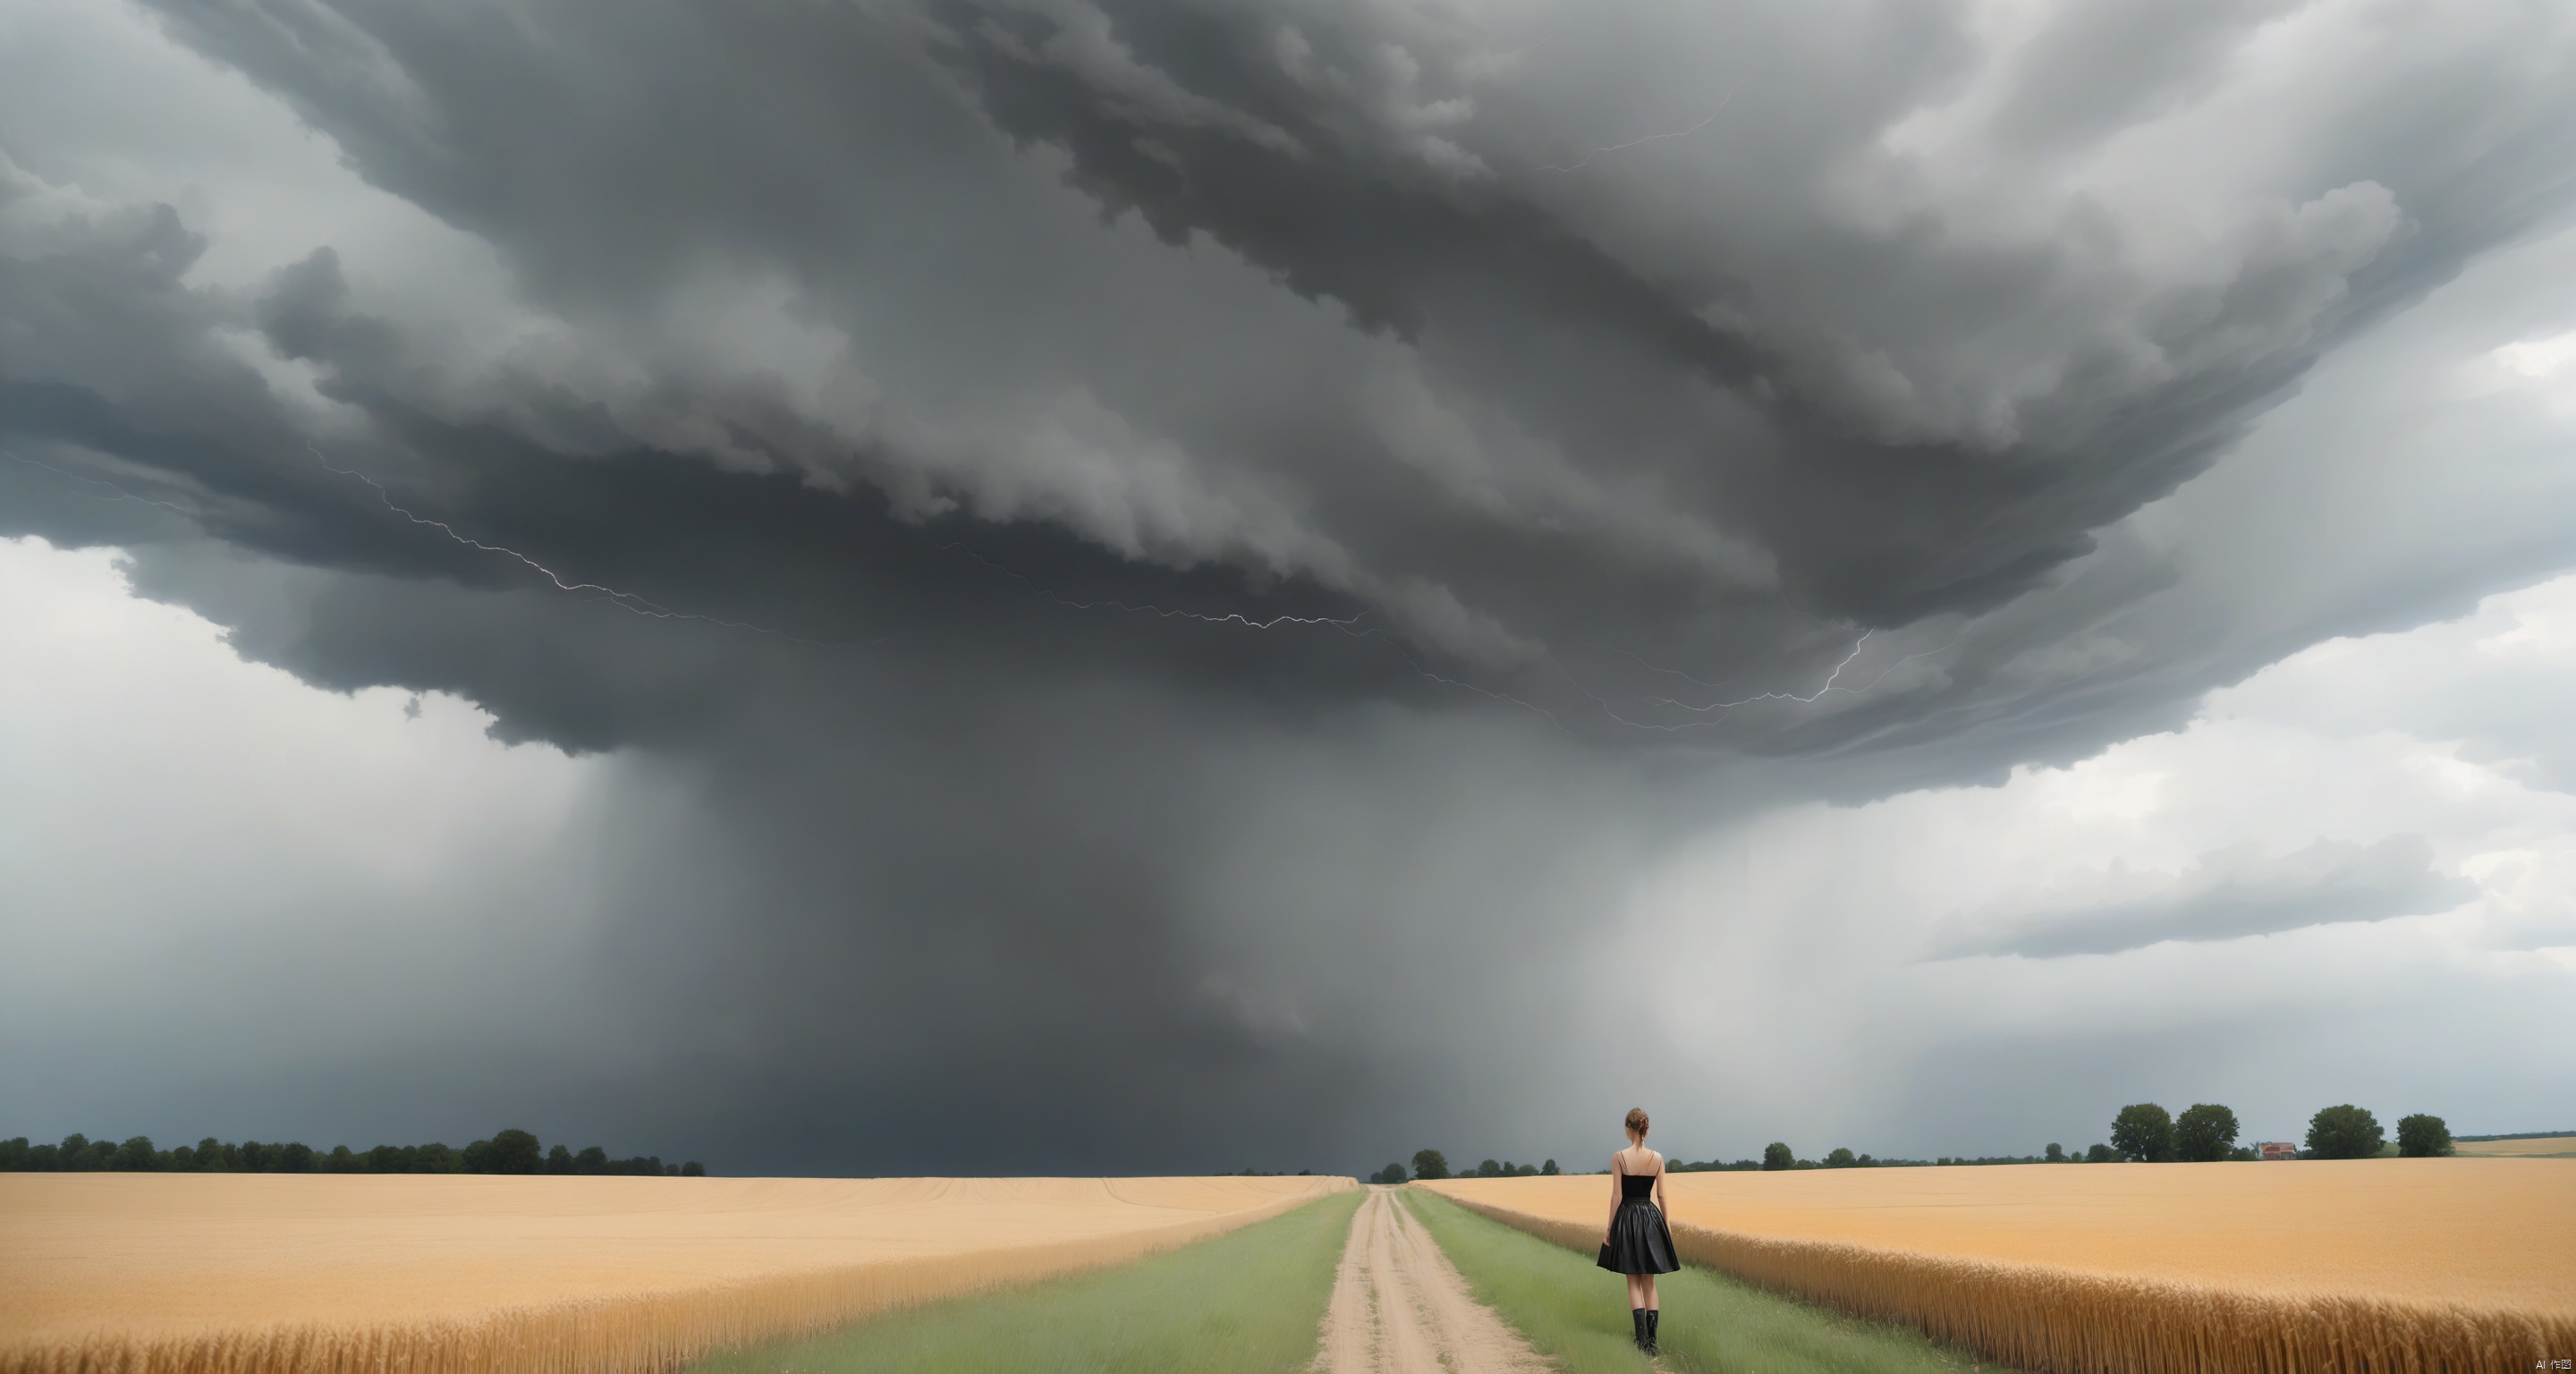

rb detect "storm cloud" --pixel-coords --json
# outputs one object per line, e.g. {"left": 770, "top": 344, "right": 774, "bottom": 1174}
{"left": 6, "top": 0, "right": 2576, "bottom": 1172}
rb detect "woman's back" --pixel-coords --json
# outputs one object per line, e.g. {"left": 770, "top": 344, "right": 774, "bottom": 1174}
{"left": 1601, "top": 1118, "right": 1678, "bottom": 1353}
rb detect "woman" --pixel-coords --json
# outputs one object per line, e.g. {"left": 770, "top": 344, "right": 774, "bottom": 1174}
{"left": 1598, "top": 1106, "right": 1680, "bottom": 1353}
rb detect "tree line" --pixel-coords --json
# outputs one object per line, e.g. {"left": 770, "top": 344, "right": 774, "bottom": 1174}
{"left": 1371, "top": 1149, "right": 1560, "bottom": 1183}
{"left": 1373, "top": 1104, "right": 2461, "bottom": 1182}
{"left": 2097, "top": 1102, "right": 2452, "bottom": 1161}
{"left": 0, "top": 1128, "right": 705, "bottom": 1176}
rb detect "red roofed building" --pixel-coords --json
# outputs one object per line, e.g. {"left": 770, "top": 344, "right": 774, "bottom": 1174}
{"left": 2258, "top": 1141, "right": 2300, "bottom": 1161}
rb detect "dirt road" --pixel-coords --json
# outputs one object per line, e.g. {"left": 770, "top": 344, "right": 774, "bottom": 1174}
{"left": 1314, "top": 1186, "right": 1553, "bottom": 1374}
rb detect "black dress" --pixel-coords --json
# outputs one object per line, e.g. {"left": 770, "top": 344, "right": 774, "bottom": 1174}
{"left": 1597, "top": 1167, "right": 1681, "bottom": 1275}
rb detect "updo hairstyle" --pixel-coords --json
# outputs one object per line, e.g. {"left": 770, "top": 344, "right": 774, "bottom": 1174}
{"left": 1623, "top": 1107, "right": 1649, "bottom": 1138}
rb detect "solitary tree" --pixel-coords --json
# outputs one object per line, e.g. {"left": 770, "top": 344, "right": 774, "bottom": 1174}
{"left": 1762, "top": 1141, "right": 1793, "bottom": 1171}
{"left": 1540, "top": 1158, "right": 1559, "bottom": 1175}
{"left": 2306, "top": 1105, "right": 2385, "bottom": 1159}
{"left": 2044, "top": 1142, "right": 2065, "bottom": 1162}
{"left": 2395, "top": 1114, "right": 2453, "bottom": 1158}
{"left": 1477, "top": 1158, "right": 1503, "bottom": 1178}
{"left": 2084, "top": 1143, "right": 2116, "bottom": 1163}
{"left": 1824, "top": 1147, "right": 1857, "bottom": 1168}
{"left": 2174, "top": 1104, "right": 2241, "bottom": 1162}
{"left": 2111, "top": 1104, "right": 2175, "bottom": 1162}
{"left": 1411, "top": 1149, "right": 1451, "bottom": 1181}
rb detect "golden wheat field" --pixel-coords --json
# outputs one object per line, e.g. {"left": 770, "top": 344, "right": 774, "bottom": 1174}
{"left": 2454, "top": 1134, "right": 2576, "bottom": 1157}
{"left": 0, "top": 1172, "right": 1352, "bottom": 1374}
{"left": 1431, "top": 1160, "right": 2576, "bottom": 1374}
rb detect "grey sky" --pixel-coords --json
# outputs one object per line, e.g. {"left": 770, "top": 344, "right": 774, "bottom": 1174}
{"left": 4, "top": 0, "right": 2573, "bottom": 1173}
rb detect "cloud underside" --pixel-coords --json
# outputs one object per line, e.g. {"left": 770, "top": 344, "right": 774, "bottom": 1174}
{"left": 14, "top": 0, "right": 2572, "bottom": 748}
{"left": 1936, "top": 835, "right": 2479, "bottom": 959}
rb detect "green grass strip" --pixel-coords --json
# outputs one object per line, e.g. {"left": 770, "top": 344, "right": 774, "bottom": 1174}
{"left": 691, "top": 1188, "right": 1363, "bottom": 1374}
{"left": 1400, "top": 1189, "right": 2006, "bottom": 1374}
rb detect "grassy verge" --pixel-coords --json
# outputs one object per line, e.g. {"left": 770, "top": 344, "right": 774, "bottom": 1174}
{"left": 1400, "top": 1189, "right": 2005, "bottom": 1374}
{"left": 691, "top": 1188, "right": 1362, "bottom": 1374}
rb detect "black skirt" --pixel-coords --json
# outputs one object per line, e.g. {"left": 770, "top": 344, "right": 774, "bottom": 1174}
{"left": 1597, "top": 1200, "right": 1680, "bottom": 1275}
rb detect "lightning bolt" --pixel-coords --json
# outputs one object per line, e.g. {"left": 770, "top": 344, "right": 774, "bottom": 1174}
{"left": 1638, "top": 633, "right": 1871, "bottom": 715}
{"left": 315, "top": 449, "right": 875, "bottom": 648}
{"left": 1543, "top": 632, "right": 1952, "bottom": 734}
{"left": 1531, "top": 89, "right": 1733, "bottom": 174}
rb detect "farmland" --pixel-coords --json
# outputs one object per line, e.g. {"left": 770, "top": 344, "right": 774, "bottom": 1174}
{"left": 0, "top": 1172, "right": 1350, "bottom": 1374}
{"left": 1429, "top": 1160, "right": 2576, "bottom": 1373}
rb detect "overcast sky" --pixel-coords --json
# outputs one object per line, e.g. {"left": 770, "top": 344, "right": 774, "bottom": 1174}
{"left": 4, "top": 0, "right": 2573, "bottom": 1175}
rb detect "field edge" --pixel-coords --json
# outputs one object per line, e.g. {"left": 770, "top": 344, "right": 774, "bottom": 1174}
{"left": 1426, "top": 1184, "right": 2573, "bottom": 1374}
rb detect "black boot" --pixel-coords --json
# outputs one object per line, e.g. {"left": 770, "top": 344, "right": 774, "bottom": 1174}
{"left": 1645, "top": 1309, "right": 1660, "bottom": 1354}
{"left": 1631, "top": 1307, "right": 1648, "bottom": 1350}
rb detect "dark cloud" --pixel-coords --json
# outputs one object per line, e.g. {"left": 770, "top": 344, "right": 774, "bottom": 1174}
{"left": 7, "top": 0, "right": 2576, "bottom": 1170}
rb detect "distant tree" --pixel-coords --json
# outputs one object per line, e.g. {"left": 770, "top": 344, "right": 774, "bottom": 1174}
{"left": 1824, "top": 1148, "right": 1856, "bottom": 1168}
{"left": 2395, "top": 1114, "right": 2453, "bottom": 1158}
{"left": 1411, "top": 1149, "right": 1451, "bottom": 1181}
{"left": 1540, "top": 1158, "right": 1559, "bottom": 1175}
{"left": 414, "top": 1142, "right": 463, "bottom": 1174}
{"left": 324, "top": 1146, "right": 360, "bottom": 1173}
{"left": 278, "top": 1142, "right": 316, "bottom": 1173}
{"left": 2174, "top": 1104, "right": 2241, "bottom": 1163}
{"left": 0, "top": 1138, "right": 26, "bottom": 1171}
{"left": 2085, "top": 1143, "right": 2116, "bottom": 1163}
{"left": 1762, "top": 1142, "right": 1793, "bottom": 1171}
{"left": 2307, "top": 1105, "right": 2385, "bottom": 1160}
{"left": 682, "top": 1161, "right": 706, "bottom": 1176}
{"left": 238, "top": 1141, "right": 275, "bottom": 1172}
{"left": 28, "top": 1143, "right": 61, "bottom": 1169}
{"left": 546, "top": 1144, "right": 575, "bottom": 1175}
{"left": 2044, "top": 1143, "right": 2065, "bottom": 1163}
{"left": 1476, "top": 1158, "right": 1503, "bottom": 1178}
{"left": 467, "top": 1129, "right": 544, "bottom": 1175}
{"left": 2111, "top": 1104, "right": 2175, "bottom": 1162}
{"left": 59, "top": 1135, "right": 94, "bottom": 1170}
{"left": 110, "top": 1136, "right": 157, "bottom": 1171}
{"left": 197, "top": 1138, "right": 226, "bottom": 1171}
{"left": 574, "top": 1146, "right": 609, "bottom": 1175}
